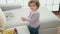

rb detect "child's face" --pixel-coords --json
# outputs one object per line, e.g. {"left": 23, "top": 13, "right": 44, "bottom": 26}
{"left": 29, "top": 3, "right": 38, "bottom": 11}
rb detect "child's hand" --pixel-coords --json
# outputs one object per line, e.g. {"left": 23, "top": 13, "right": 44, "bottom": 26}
{"left": 21, "top": 17, "right": 26, "bottom": 21}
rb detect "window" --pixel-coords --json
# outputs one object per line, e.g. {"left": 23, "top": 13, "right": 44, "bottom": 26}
{"left": 0, "top": 0, "right": 6, "bottom": 4}
{"left": 39, "top": 0, "right": 47, "bottom": 5}
{"left": 16, "top": 0, "right": 29, "bottom": 7}
{"left": 54, "top": 0, "right": 59, "bottom": 5}
{"left": 46, "top": 5, "right": 53, "bottom": 11}
{"left": 40, "top": 0, "right": 59, "bottom": 11}
{"left": 7, "top": 0, "right": 15, "bottom": 4}
{"left": 53, "top": 5, "right": 59, "bottom": 11}
{"left": 52, "top": 0, "right": 59, "bottom": 11}
{"left": 16, "top": 0, "right": 23, "bottom": 5}
{"left": 59, "top": 4, "right": 60, "bottom": 11}
{"left": 47, "top": 0, "right": 53, "bottom": 5}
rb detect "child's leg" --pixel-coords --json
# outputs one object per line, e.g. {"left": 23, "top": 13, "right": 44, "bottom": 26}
{"left": 28, "top": 26, "right": 35, "bottom": 34}
{"left": 35, "top": 30, "right": 39, "bottom": 34}
{"left": 28, "top": 26, "right": 40, "bottom": 34}
{"left": 35, "top": 26, "right": 40, "bottom": 34}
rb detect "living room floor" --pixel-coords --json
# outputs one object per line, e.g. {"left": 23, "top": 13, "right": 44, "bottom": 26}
{"left": 53, "top": 11, "right": 60, "bottom": 19}
{"left": 53, "top": 11, "right": 60, "bottom": 34}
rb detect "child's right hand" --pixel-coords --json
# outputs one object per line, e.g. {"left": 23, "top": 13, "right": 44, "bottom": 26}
{"left": 21, "top": 17, "right": 26, "bottom": 21}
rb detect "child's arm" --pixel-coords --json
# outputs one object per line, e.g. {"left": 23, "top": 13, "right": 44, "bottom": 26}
{"left": 26, "top": 13, "right": 40, "bottom": 23}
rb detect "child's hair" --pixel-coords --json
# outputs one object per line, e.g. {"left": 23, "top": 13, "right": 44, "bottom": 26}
{"left": 28, "top": 0, "right": 40, "bottom": 8}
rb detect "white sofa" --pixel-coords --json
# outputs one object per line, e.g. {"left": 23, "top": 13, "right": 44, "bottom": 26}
{"left": 0, "top": 6, "right": 60, "bottom": 34}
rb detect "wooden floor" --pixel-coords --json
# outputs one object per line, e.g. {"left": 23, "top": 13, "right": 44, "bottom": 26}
{"left": 56, "top": 15, "right": 60, "bottom": 19}
{"left": 53, "top": 11, "right": 60, "bottom": 19}
{"left": 55, "top": 14, "right": 60, "bottom": 34}
{"left": 53, "top": 11, "right": 60, "bottom": 34}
